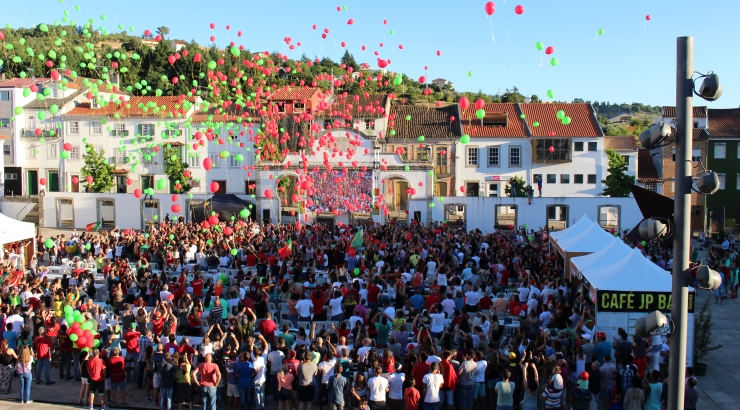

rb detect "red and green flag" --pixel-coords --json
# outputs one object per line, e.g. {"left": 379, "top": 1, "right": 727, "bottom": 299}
{"left": 85, "top": 221, "right": 102, "bottom": 232}
{"left": 347, "top": 229, "right": 363, "bottom": 251}
{"left": 278, "top": 238, "right": 292, "bottom": 259}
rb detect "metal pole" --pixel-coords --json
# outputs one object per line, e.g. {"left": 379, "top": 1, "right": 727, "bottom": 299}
{"left": 669, "top": 36, "right": 693, "bottom": 410}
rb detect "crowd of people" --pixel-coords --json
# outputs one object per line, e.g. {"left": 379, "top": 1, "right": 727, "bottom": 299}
{"left": 0, "top": 215, "right": 721, "bottom": 410}
{"left": 308, "top": 171, "right": 372, "bottom": 213}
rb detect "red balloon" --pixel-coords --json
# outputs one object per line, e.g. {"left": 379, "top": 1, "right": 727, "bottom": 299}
{"left": 418, "top": 76, "right": 426, "bottom": 83}
{"left": 209, "top": 181, "right": 220, "bottom": 193}
{"left": 549, "top": 131, "right": 556, "bottom": 137}
{"left": 209, "top": 22, "right": 216, "bottom": 29}
{"left": 72, "top": 176, "right": 79, "bottom": 184}
{"left": 223, "top": 227, "right": 233, "bottom": 236}
{"left": 459, "top": 186, "right": 466, "bottom": 193}
{"left": 171, "top": 204, "right": 182, "bottom": 213}
{"left": 126, "top": 178, "right": 133, "bottom": 186}
{"left": 512, "top": 306, "right": 521, "bottom": 316}
{"left": 475, "top": 98, "right": 485, "bottom": 110}
{"left": 485, "top": 1, "right": 496, "bottom": 16}
{"left": 545, "top": 46, "right": 555, "bottom": 55}
{"left": 203, "top": 157, "right": 213, "bottom": 171}
{"left": 507, "top": 224, "right": 514, "bottom": 230}
{"left": 264, "top": 189, "right": 274, "bottom": 199}
{"left": 514, "top": 5, "right": 525, "bottom": 14}
{"left": 208, "top": 215, "right": 219, "bottom": 225}
{"left": 86, "top": 175, "right": 93, "bottom": 183}
{"left": 133, "top": 189, "right": 142, "bottom": 199}
{"left": 459, "top": 96, "right": 470, "bottom": 110}
{"left": 201, "top": 221, "right": 211, "bottom": 229}
{"left": 347, "top": 19, "right": 354, "bottom": 25}
{"left": 646, "top": 14, "right": 651, "bottom": 20}
{"left": 436, "top": 50, "right": 441, "bottom": 56}
{"left": 171, "top": 194, "right": 179, "bottom": 202}
{"left": 39, "top": 178, "right": 47, "bottom": 185}
{"left": 521, "top": 304, "right": 528, "bottom": 312}
{"left": 63, "top": 143, "right": 73, "bottom": 151}
{"left": 549, "top": 146, "right": 555, "bottom": 153}
{"left": 77, "top": 336, "right": 87, "bottom": 346}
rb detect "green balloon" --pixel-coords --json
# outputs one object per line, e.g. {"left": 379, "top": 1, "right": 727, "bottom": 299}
{"left": 418, "top": 136, "right": 425, "bottom": 142}
{"left": 61, "top": 151, "right": 70, "bottom": 159}
{"left": 598, "top": 29, "right": 605, "bottom": 35}
{"left": 69, "top": 333, "right": 78, "bottom": 342}
{"left": 550, "top": 58, "right": 559, "bottom": 66}
{"left": 230, "top": 46, "right": 240, "bottom": 57}
{"left": 231, "top": 249, "right": 238, "bottom": 256}
{"left": 556, "top": 110, "right": 565, "bottom": 120}
{"left": 235, "top": 154, "right": 244, "bottom": 162}
{"left": 393, "top": 76, "right": 402, "bottom": 86}
{"left": 468, "top": 71, "right": 473, "bottom": 77}
{"left": 156, "top": 179, "right": 166, "bottom": 190}
{"left": 475, "top": 109, "right": 485, "bottom": 119}
{"left": 536, "top": 41, "right": 544, "bottom": 51}
{"left": 39, "top": 24, "right": 49, "bottom": 32}
{"left": 64, "top": 305, "right": 73, "bottom": 314}
{"left": 562, "top": 116, "right": 572, "bottom": 125}
{"left": 50, "top": 104, "right": 59, "bottom": 114}
{"left": 353, "top": 268, "right": 360, "bottom": 276}
{"left": 546, "top": 89, "right": 554, "bottom": 99}
{"left": 533, "top": 122, "right": 540, "bottom": 127}
{"left": 219, "top": 151, "right": 230, "bottom": 159}
{"left": 93, "top": 339, "right": 101, "bottom": 348}
{"left": 23, "top": 88, "right": 31, "bottom": 98}
{"left": 239, "top": 208, "right": 250, "bottom": 218}
{"left": 45, "top": 239, "right": 54, "bottom": 248}
{"left": 460, "top": 134, "right": 470, "bottom": 144}
{"left": 14, "top": 106, "right": 23, "bottom": 115}
{"left": 208, "top": 61, "right": 217, "bottom": 70}
{"left": 428, "top": 203, "right": 435, "bottom": 208}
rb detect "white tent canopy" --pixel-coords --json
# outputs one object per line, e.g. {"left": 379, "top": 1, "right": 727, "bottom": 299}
{"left": 570, "top": 238, "right": 633, "bottom": 274}
{"left": 556, "top": 221, "right": 616, "bottom": 255}
{"left": 0, "top": 213, "right": 35, "bottom": 246}
{"left": 586, "top": 248, "right": 674, "bottom": 292}
{"left": 550, "top": 214, "right": 592, "bottom": 244}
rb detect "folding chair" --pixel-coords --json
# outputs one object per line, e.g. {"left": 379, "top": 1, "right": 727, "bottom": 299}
{"left": 297, "top": 321, "right": 312, "bottom": 331}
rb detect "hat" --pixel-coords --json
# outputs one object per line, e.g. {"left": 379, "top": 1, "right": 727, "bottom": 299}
{"left": 407, "top": 344, "right": 416, "bottom": 350}
{"left": 508, "top": 352, "right": 517, "bottom": 360}
{"left": 582, "top": 333, "right": 592, "bottom": 341}
{"left": 579, "top": 372, "right": 589, "bottom": 381}
{"left": 289, "top": 351, "right": 296, "bottom": 359}
{"left": 597, "top": 332, "right": 606, "bottom": 341}
{"left": 551, "top": 374, "right": 564, "bottom": 390}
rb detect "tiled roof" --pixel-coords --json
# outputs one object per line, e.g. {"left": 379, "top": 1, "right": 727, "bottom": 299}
{"left": 24, "top": 89, "right": 84, "bottom": 109}
{"left": 662, "top": 106, "right": 707, "bottom": 118}
{"left": 637, "top": 149, "right": 660, "bottom": 182}
{"left": 519, "top": 103, "right": 603, "bottom": 137}
{"left": 267, "top": 87, "right": 321, "bottom": 101}
{"left": 111, "top": 169, "right": 129, "bottom": 175}
{"left": 63, "top": 102, "right": 119, "bottom": 117}
{"left": 0, "top": 135, "right": 10, "bottom": 140}
{"left": 460, "top": 103, "right": 528, "bottom": 138}
{"left": 164, "top": 141, "right": 185, "bottom": 147}
{"left": 323, "top": 94, "right": 388, "bottom": 119}
{"left": 0, "top": 78, "right": 51, "bottom": 88}
{"left": 604, "top": 136, "right": 638, "bottom": 151}
{"left": 190, "top": 106, "right": 259, "bottom": 123}
{"left": 706, "top": 108, "right": 740, "bottom": 138}
{"left": 388, "top": 104, "right": 461, "bottom": 139}
{"left": 62, "top": 96, "right": 196, "bottom": 118}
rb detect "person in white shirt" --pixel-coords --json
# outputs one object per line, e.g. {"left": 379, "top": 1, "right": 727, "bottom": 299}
{"left": 160, "top": 284, "right": 172, "bottom": 302}
{"left": 367, "top": 367, "right": 389, "bottom": 404}
{"left": 426, "top": 260, "right": 437, "bottom": 275}
{"left": 357, "top": 339, "right": 374, "bottom": 364}
{"left": 527, "top": 294, "right": 539, "bottom": 314}
{"left": 464, "top": 287, "right": 480, "bottom": 313}
{"left": 219, "top": 254, "right": 231, "bottom": 267}
{"left": 422, "top": 362, "right": 444, "bottom": 405}
{"left": 387, "top": 364, "right": 405, "bottom": 404}
{"left": 429, "top": 310, "right": 446, "bottom": 337}
{"left": 349, "top": 312, "right": 364, "bottom": 330}
{"left": 328, "top": 291, "right": 344, "bottom": 321}
{"left": 440, "top": 295, "right": 456, "bottom": 317}
{"left": 295, "top": 296, "right": 314, "bottom": 321}
{"left": 517, "top": 284, "right": 530, "bottom": 302}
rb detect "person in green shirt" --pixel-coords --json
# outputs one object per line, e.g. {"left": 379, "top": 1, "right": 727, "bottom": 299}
{"left": 278, "top": 324, "right": 295, "bottom": 347}
{"left": 372, "top": 312, "right": 393, "bottom": 346}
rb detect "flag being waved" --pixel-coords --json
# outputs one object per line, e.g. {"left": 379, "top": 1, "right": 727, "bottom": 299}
{"left": 85, "top": 221, "right": 102, "bottom": 232}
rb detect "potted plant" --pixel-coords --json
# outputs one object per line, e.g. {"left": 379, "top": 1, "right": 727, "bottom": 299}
{"left": 693, "top": 298, "right": 722, "bottom": 376}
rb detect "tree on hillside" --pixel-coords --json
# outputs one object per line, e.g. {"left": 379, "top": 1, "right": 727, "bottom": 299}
{"left": 502, "top": 86, "right": 526, "bottom": 103}
{"left": 341, "top": 50, "right": 358, "bottom": 71}
{"left": 157, "top": 26, "right": 170, "bottom": 36}
{"left": 80, "top": 143, "right": 115, "bottom": 193}
{"left": 163, "top": 145, "right": 191, "bottom": 194}
{"left": 601, "top": 148, "right": 634, "bottom": 197}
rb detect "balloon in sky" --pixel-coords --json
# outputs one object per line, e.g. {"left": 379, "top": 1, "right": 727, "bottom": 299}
{"left": 546, "top": 89, "right": 554, "bottom": 99}
{"left": 646, "top": 14, "right": 651, "bottom": 20}
{"left": 514, "top": 5, "right": 525, "bottom": 14}
{"left": 550, "top": 58, "right": 558, "bottom": 66}
{"left": 436, "top": 50, "right": 441, "bottom": 56}
{"left": 459, "top": 97, "right": 470, "bottom": 110}
{"left": 545, "top": 46, "right": 554, "bottom": 55}
{"left": 484, "top": 2, "right": 496, "bottom": 16}
{"left": 535, "top": 41, "right": 544, "bottom": 51}
{"left": 347, "top": 19, "right": 354, "bottom": 25}
{"left": 598, "top": 29, "right": 605, "bottom": 35}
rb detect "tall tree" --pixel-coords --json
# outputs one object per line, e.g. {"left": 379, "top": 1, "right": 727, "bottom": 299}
{"left": 163, "top": 145, "right": 192, "bottom": 194}
{"left": 340, "top": 50, "right": 358, "bottom": 70}
{"left": 601, "top": 148, "right": 634, "bottom": 197}
{"left": 156, "top": 26, "right": 170, "bottom": 36}
{"left": 80, "top": 143, "right": 116, "bottom": 193}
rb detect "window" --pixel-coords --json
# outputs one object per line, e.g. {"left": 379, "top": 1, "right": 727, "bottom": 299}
{"left": 0, "top": 118, "right": 10, "bottom": 127}
{"left": 487, "top": 183, "right": 499, "bottom": 197}
{"left": 141, "top": 124, "right": 154, "bottom": 136}
{"left": 228, "top": 154, "right": 239, "bottom": 168}
{"left": 4, "top": 173, "right": 17, "bottom": 180}
{"left": 48, "top": 143, "right": 58, "bottom": 158}
{"left": 546, "top": 205, "right": 569, "bottom": 231}
{"left": 598, "top": 205, "right": 620, "bottom": 230}
{"left": 694, "top": 121, "right": 699, "bottom": 129}
{"left": 70, "top": 146, "right": 80, "bottom": 160}
{"left": 587, "top": 174, "right": 597, "bottom": 184}
{"left": 69, "top": 121, "right": 79, "bottom": 135}
{"left": 574, "top": 174, "right": 584, "bottom": 184}
{"left": 26, "top": 146, "right": 37, "bottom": 159}
{"left": 715, "top": 143, "right": 726, "bottom": 159}
{"left": 495, "top": 205, "right": 517, "bottom": 229}
{"left": 0, "top": 91, "right": 9, "bottom": 100}
{"left": 466, "top": 147, "right": 478, "bottom": 167}
{"left": 365, "top": 119, "right": 374, "bottom": 130}
{"left": 93, "top": 146, "right": 103, "bottom": 155}
{"left": 91, "top": 121, "right": 102, "bottom": 135}
{"left": 324, "top": 119, "right": 333, "bottom": 129}
{"left": 116, "top": 149, "right": 127, "bottom": 164}
{"left": 277, "top": 102, "right": 286, "bottom": 113}
{"left": 622, "top": 155, "right": 630, "bottom": 165}
{"left": 509, "top": 146, "right": 521, "bottom": 167}
{"left": 574, "top": 141, "right": 584, "bottom": 151}
{"left": 487, "top": 147, "right": 499, "bottom": 167}
{"left": 141, "top": 175, "right": 154, "bottom": 190}
{"left": 398, "top": 146, "right": 408, "bottom": 161}
{"left": 293, "top": 102, "right": 305, "bottom": 112}
{"left": 3, "top": 145, "right": 9, "bottom": 155}
{"left": 588, "top": 142, "right": 597, "bottom": 151}
{"left": 141, "top": 149, "right": 153, "bottom": 164}
{"left": 435, "top": 147, "right": 448, "bottom": 166}
{"left": 546, "top": 174, "right": 556, "bottom": 184}
{"left": 560, "top": 174, "right": 570, "bottom": 184}
{"left": 535, "top": 139, "right": 570, "bottom": 161}
{"left": 188, "top": 153, "right": 200, "bottom": 168}
{"left": 646, "top": 183, "right": 657, "bottom": 192}
{"left": 415, "top": 149, "right": 429, "bottom": 162}
{"left": 91, "top": 98, "right": 99, "bottom": 109}
{"left": 465, "top": 182, "right": 480, "bottom": 197}
{"left": 718, "top": 173, "right": 726, "bottom": 190}
{"left": 692, "top": 148, "right": 701, "bottom": 162}
{"left": 482, "top": 113, "right": 507, "bottom": 127}
{"left": 209, "top": 154, "right": 221, "bottom": 168}
{"left": 114, "top": 123, "right": 128, "bottom": 137}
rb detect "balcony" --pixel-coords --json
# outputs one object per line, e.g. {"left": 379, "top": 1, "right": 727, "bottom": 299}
{"left": 434, "top": 165, "right": 451, "bottom": 175}
{"left": 111, "top": 130, "right": 129, "bottom": 137}
{"left": 21, "top": 129, "right": 55, "bottom": 139}
{"left": 165, "top": 129, "right": 183, "bottom": 137}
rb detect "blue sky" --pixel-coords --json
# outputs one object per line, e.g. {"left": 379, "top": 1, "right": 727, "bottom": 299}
{"left": 4, "top": 0, "right": 740, "bottom": 108}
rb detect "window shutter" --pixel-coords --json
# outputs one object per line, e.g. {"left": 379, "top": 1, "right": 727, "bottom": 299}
{"left": 137, "top": 124, "right": 142, "bottom": 136}
{"left": 477, "top": 147, "right": 483, "bottom": 169}
{"left": 149, "top": 123, "right": 155, "bottom": 136}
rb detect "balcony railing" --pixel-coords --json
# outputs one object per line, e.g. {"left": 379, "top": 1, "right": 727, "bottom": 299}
{"left": 434, "top": 165, "right": 451, "bottom": 175}
{"left": 111, "top": 130, "right": 129, "bottom": 137}
{"left": 21, "top": 129, "right": 55, "bottom": 138}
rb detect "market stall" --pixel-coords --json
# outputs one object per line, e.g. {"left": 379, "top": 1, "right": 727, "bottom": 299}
{"left": 549, "top": 214, "right": 593, "bottom": 245}
{"left": 552, "top": 221, "right": 616, "bottom": 280}
{"left": 0, "top": 212, "right": 36, "bottom": 270}
{"left": 573, "top": 247, "right": 695, "bottom": 365}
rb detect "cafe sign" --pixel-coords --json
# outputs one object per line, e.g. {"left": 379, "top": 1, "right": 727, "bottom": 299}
{"left": 597, "top": 290, "right": 695, "bottom": 313}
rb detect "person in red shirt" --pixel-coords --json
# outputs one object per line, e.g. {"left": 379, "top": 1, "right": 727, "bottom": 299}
{"left": 193, "top": 354, "right": 221, "bottom": 410}
{"left": 191, "top": 276, "right": 204, "bottom": 297}
{"left": 367, "top": 280, "right": 381, "bottom": 309}
{"left": 33, "top": 327, "right": 55, "bottom": 385}
{"left": 87, "top": 349, "right": 107, "bottom": 409}
{"left": 108, "top": 348, "right": 128, "bottom": 405}
{"left": 438, "top": 350, "right": 458, "bottom": 404}
{"left": 412, "top": 272, "right": 424, "bottom": 293}
{"left": 479, "top": 293, "right": 493, "bottom": 311}
{"left": 425, "top": 293, "right": 440, "bottom": 312}
{"left": 123, "top": 324, "right": 141, "bottom": 362}
{"left": 412, "top": 352, "right": 431, "bottom": 395}
{"left": 258, "top": 312, "right": 278, "bottom": 343}
{"left": 404, "top": 379, "right": 421, "bottom": 410}
{"left": 151, "top": 308, "right": 166, "bottom": 336}
{"left": 58, "top": 325, "right": 74, "bottom": 380}
{"left": 176, "top": 337, "right": 196, "bottom": 364}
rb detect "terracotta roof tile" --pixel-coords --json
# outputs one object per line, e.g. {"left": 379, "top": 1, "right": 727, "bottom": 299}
{"left": 662, "top": 106, "right": 707, "bottom": 118}
{"left": 460, "top": 103, "right": 528, "bottom": 138}
{"left": 117, "top": 96, "right": 196, "bottom": 118}
{"left": 62, "top": 102, "right": 119, "bottom": 117}
{"left": 267, "top": 87, "right": 321, "bottom": 101}
{"left": 165, "top": 141, "right": 185, "bottom": 147}
{"left": 604, "top": 136, "right": 638, "bottom": 151}
{"left": 24, "top": 89, "right": 84, "bottom": 109}
{"left": 637, "top": 149, "right": 660, "bottom": 182}
{"left": 322, "top": 94, "right": 388, "bottom": 119}
{"left": 0, "top": 78, "right": 51, "bottom": 88}
{"left": 518, "top": 103, "right": 603, "bottom": 137}
{"left": 388, "top": 104, "right": 461, "bottom": 139}
{"left": 706, "top": 108, "right": 740, "bottom": 138}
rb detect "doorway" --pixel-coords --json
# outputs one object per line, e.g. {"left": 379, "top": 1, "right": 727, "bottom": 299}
{"left": 57, "top": 198, "right": 74, "bottom": 227}
{"left": 444, "top": 204, "right": 466, "bottom": 225}
{"left": 47, "top": 170, "right": 59, "bottom": 192}
{"left": 394, "top": 180, "right": 409, "bottom": 209}
{"left": 435, "top": 181, "right": 448, "bottom": 197}
{"left": 97, "top": 199, "right": 116, "bottom": 229}
{"left": 116, "top": 176, "right": 127, "bottom": 193}
{"left": 27, "top": 170, "right": 38, "bottom": 195}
